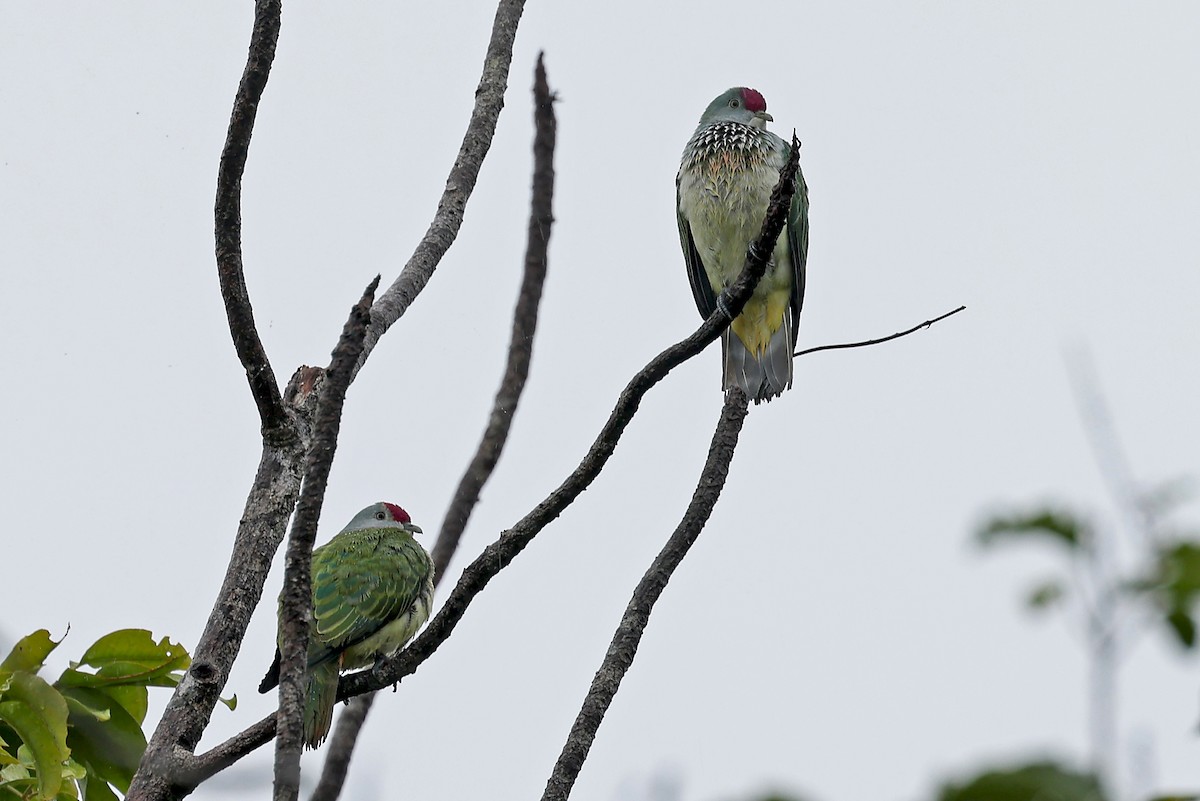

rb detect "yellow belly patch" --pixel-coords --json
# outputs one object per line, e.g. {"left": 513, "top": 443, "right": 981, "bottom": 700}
{"left": 730, "top": 290, "right": 790, "bottom": 357}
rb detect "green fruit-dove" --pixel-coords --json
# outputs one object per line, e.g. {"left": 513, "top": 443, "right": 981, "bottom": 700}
{"left": 677, "top": 86, "right": 809, "bottom": 403}
{"left": 259, "top": 501, "right": 434, "bottom": 748}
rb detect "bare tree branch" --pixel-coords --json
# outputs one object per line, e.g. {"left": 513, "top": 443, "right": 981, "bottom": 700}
{"left": 306, "top": 691, "right": 371, "bottom": 801}
{"left": 308, "top": 53, "right": 557, "bottom": 801}
{"left": 180, "top": 107, "right": 799, "bottom": 790}
{"left": 137, "top": 2, "right": 531, "bottom": 798}
{"left": 215, "top": 0, "right": 289, "bottom": 440}
{"left": 130, "top": 367, "right": 319, "bottom": 801}
{"left": 793, "top": 304, "right": 965, "bottom": 358}
{"left": 273, "top": 278, "right": 380, "bottom": 801}
{"left": 541, "top": 388, "right": 751, "bottom": 801}
{"left": 131, "top": 5, "right": 299, "bottom": 799}
{"left": 353, "top": 0, "right": 528, "bottom": 378}
{"left": 181, "top": 715, "right": 277, "bottom": 790}
{"left": 337, "top": 133, "right": 801, "bottom": 701}
{"left": 432, "top": 51, "right": 556, "bottom": 584}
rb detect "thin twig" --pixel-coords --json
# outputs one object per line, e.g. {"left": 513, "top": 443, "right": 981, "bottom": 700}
{"left": 273, "top": 277, "right": 380, "bottom": 801}
{"left": 540, "top": 389, "right": 750, "bottom": 801}
{"left": 308, "top": 54, "right": 557, "bottom": 801}
{"left": 214, "top": 0, "right": 289, "bottom": 440}
{"left": 793, "top": 305, "right": 965, "bottom": 358}
{"left": 184, "top": 126, "right": 800, "bottom": 784}
{"left": 353, "top": 0, "right": 528, "bottom": 378}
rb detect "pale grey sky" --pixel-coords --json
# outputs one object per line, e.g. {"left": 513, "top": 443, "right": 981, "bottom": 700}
{"left": 2, "top": 2, "right": 1198, "bottom": 800}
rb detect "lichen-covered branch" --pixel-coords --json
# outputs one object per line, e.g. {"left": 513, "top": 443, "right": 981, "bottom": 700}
{"left": 182, "top": 714, "right": 277, "bottom": 789}
{"left": 541, "top": 388, "right": 751, "bottom": 801}
{"left": 214, "top": 0, "right": 289, "bottom": 440}
{"left": 308, "top": 54, "right": 557, "bottom": 801}
{"left": 174, "top": 88, "right": 799, "bottom": 792}
{"left": 272, "top": 278, "right": 379, "bottom": 801}
{"left": 129, "top": 367, "right": 317, "bottom": 801}
{"left": 135, "top": 1, "right": 530, "bottom": 798}
{"left": 354, "top": 0, "right": 528, "bottom": 376}
{"left": 337, "top": 135, "right": 800, "bottom": 700}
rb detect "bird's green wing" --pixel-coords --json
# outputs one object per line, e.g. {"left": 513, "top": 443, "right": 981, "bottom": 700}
{"left": 677, "top": 179, "right": 719, "bottom": 319}
{"left": 786, "top": 153, "right": 810, "bottom": 341}
{"left": 306, "top": 530, "right": 431, "bottom": 669}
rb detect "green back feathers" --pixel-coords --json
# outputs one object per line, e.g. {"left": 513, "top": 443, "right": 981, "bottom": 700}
{"left": 306, "top": 527, "right": 433, "bottom": 669}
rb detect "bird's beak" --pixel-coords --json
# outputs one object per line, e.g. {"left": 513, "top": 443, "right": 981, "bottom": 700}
{"left": 751, "top": 110, "right": 773, "bottom": 129}
{"left": 405, "top": 523, "right": 423, "bottom": 535}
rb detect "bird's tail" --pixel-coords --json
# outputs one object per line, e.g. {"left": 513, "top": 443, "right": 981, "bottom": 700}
{"left": 304, "top": 660, "right": 339, "bottom": 749}
{"left": 722, "top": 306, "right": 794, "bottom": 404}
{"left": 259, "top": 648, "right": 282, "bottom": 693}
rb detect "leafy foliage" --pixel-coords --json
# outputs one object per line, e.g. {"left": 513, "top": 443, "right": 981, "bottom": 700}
{"left": 0, "top": 629, "right": 211, "bottom": 801}
{"left": 973, "top": 488, "right": 1199, "bottom": 801}
{"left": 977, "top": 509, "right": 1089, "bottom": 550}
{"left": 977, "top": 500, "right": 1200, "bottom": 650}
{"left": 936, "top": 760, "right": 1107, "bottom": 801}
{"left": 1130, "top": 541, "right": 1200, "bottom": 648}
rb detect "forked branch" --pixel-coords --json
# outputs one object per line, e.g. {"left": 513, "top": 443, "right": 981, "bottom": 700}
{"left": 185, "top": 119, "right": 802, "bottom": 786}
{"left": 272, "top": 277, "right": 379, "bottom": 801}
{"left": 337, "top": 133, "right": 802, "bottom": 700}
{"left": 309, "top": 53, "right": 557, "bottom": 801}
{"left": 132, "top": 1, "right": 529, "bottom": 798}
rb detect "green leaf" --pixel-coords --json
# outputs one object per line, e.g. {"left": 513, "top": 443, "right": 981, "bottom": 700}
{"left": 1127, "top": 541, "right": 1200, "bottom": 649}
{"left": 938, "top": 760, "right": 1107, "bottom": 801}
{"left": 78, "top": 630, "right": 189, "bottom": 673}
{"left": 57, "top": 631, "right": 189, "bottom": 691}
{"left": 0, "top": 630, "right": 62, "bottom": 674}
{"left": 53, "top": 759, "right": 83, "bottom": 800}
{"left": 0, "top": 673, "right": 70, "bottom": 800}
{"left": 60, "top": 688, "right": 145, "bottom": 794}
{"left": 219, "top": 693, "right": 238, "bottom": 712}
{"left": 80, "top": 776, "right": 119, "bottom": 801}
{"left": 1166, "top": 609, "right": 1197, "bottom": 648}
{"left": 61, "top": 694, "right": 110, "bottom": 724}
{"left": 978, "top": 509, "right": 1088, "bottom": 550}
{"left": 97, "top": 685, "right": 147, "bottom": 726}
{"left": 1157, "top": 543, "right": 1200, "bottom": 608}
{"left": 1026, "top": 579, "right": 1066, "bottom": 611}
{"left": 60, "top": 759, "right": 86, "bottom": 782}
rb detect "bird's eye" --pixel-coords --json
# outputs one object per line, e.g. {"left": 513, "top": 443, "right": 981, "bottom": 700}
{"left": 374, "top": 511, "right": 386, "bottom": 520}
{"left": 728, "top": 99, "right": 740, "bottom": 108}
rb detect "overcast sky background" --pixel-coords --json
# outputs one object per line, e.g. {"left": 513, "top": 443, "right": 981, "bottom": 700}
{"left": 2, "top": 2, "right": 1199, "bottom": 800}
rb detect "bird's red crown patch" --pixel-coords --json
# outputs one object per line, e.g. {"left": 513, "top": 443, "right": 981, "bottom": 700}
{"left": 740, "top": 88, "right": 767, "bottom": 113}
{"left": 383, "top": 502, "right": 411, "bottom": 523}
